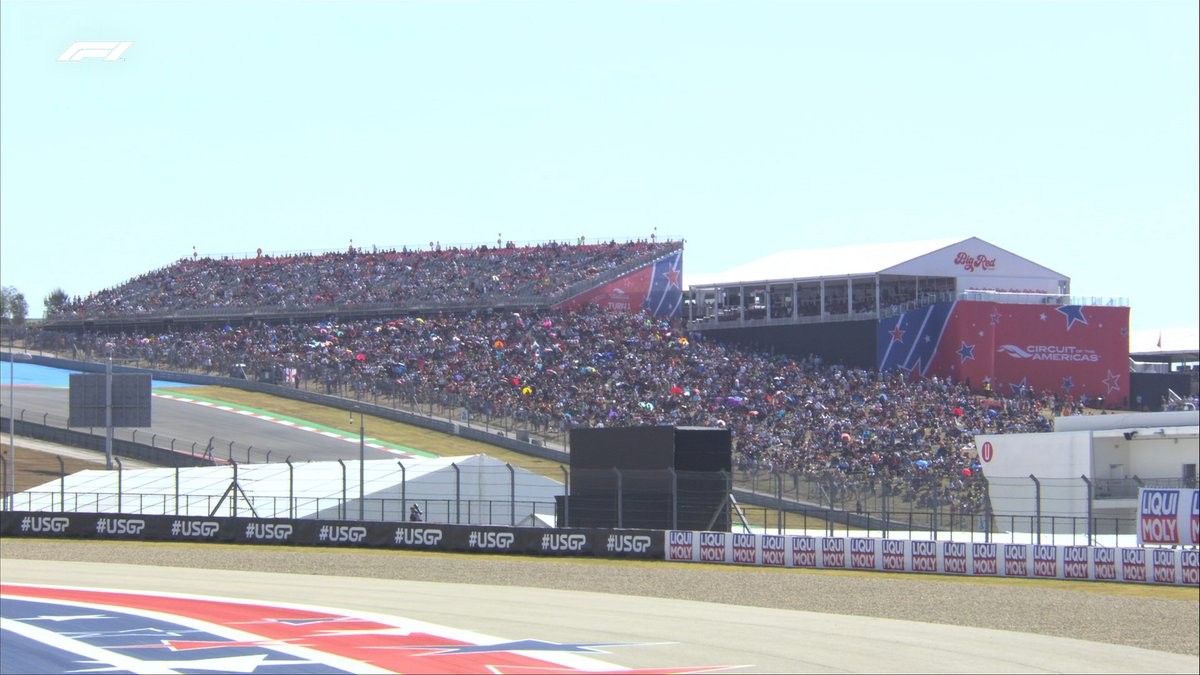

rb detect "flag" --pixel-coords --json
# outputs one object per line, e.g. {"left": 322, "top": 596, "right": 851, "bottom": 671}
{"left": 1156, "top": 332, "right": 1162, "bottom": 348}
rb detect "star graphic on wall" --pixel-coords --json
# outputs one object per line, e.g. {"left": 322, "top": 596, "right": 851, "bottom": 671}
{"left": 664, "top": 269, "right": 680, "bottom": 288}
{"left": 1039, "top": 313, "right": 1047, "bottom": 321}
{"left": 989, "top": 310, "right": 1002, "bottom": 326}
{"left": 889, "top": 325, "right": 905, "bottom": 343}
{"left": 907, "top": 359, "right": 924, "bottom": 381}
{"left": 923, "top": 334, "right": 932, "bottom": 343}
{"left": 1062, "top": 376, "right": 1074, "bottom": 392}
{"left": 957, "top": 342, "right": 976, "bottom": 362}
{"left": 1009, "top": 377, "right": 1029, "bottom": 396}
{"left": 1102, "top": 370, "right": 1122, "bottom": 394}
{"left": 1056, "top": 305, "right": 1089, "bottom": 331}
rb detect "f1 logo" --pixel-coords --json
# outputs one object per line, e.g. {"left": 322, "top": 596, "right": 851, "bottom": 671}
{"left": 58, "top": 41, "right": 133, "bottom": 62}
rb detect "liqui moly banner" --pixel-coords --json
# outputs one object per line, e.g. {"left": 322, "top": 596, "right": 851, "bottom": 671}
{"left": 660, "top": 530, "right": 1196, "bottom": 586}
{"left": 1137, "top": 488, "right": 1200, "bottom": 546}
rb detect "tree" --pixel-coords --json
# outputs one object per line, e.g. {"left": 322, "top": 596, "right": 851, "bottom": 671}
{"left": 8, "top": 289, "right": 27, "bottom": 326}
{"left": 0, "top": 286, "right": 14, "bottom": 322}
{"left": 44, "top": 287, "right": 69, "bottom": 315}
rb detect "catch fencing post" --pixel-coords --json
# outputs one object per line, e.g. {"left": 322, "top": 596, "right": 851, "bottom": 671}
{"left": 398, "top": 461, "right": 406, "bottom": 522}
{"left": 775, "top": 472, "right": 783, "bottom": 535}
{"left": 452, "top": 462, "right": 461, "bottom": 524}
{"left": 561, "top": 466, "right": 570, "bottom": 527}
{"left": 1030, "top": 474, "right": 1042, "bottom": 545}
{"left": 231, "top": 461, "right": 238, "bottom": 518}
{"left": 506, "top": 463, "right": 515, "bottom": 526}
{"left": 115, "top": 456, "right": 123, "bottom": 514}
{"left": 286, "top": 457, "right": 294, "bottom": 518}
{"left": 338, "top": 459, "right": 346, "bottom": 520}
{"left": 1081, "top": 475, "right": 1094, "bottom": 545}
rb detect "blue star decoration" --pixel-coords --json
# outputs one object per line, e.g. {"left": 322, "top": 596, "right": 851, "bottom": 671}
{"left": 1055, "top": 305, "right": 1089, "bottom": 331}
{"left": 1062, "top": 376, "right": 1074, "bottom": 392}
{"left": 989, "top": 310, "right": 1002, "bottom": 326}
{"left": 957, "top": 342, "right": 976, "bottom": 362}
{"left": 1009, "top": 377, "right": 1029, "bottom": 396}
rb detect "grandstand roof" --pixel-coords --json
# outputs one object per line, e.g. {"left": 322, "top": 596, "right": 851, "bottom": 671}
{"left": 1129, "top": 327, "right": 1200, "bottom": 363}
{"left": 686, "top": 237, "right": 1067, "bottom": 288}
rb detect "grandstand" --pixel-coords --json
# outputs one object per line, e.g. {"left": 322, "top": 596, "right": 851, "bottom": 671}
{"left": 43, "top": 239, "right": 684, "bottom": 327}
{"left": 684, "top": 237, "right": 1132, "bottom": 407}
{"left": 19, "top": 234, "right": 1162, "bottom": 531}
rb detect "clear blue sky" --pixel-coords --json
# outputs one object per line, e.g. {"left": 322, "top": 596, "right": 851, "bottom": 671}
{"left": 2, "top": 1, "right": 1196, "bottom": 332}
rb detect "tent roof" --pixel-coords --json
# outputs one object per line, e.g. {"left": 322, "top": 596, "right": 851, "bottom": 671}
{"left": 686, "top": 236, "right": 1066, "bottom": 288}
{"left": 18, "top": 454, "right": 563, "bottom": 519}
{"left": 687, "top": 238, "right": 964, "bottom": 287}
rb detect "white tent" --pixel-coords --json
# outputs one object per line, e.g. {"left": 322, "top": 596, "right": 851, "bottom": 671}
{"left": 687, "top": 237, "right": 1069, "bottom": 293}
{"left": 13, "top": 455, "right": 563, "bottom": 527}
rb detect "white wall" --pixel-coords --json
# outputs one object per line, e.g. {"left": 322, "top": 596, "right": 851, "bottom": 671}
{"left": 976, "top": 431, "right": 1092, "bottom": 520}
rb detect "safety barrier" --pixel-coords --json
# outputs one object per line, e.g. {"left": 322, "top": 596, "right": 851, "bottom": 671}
{"left": 664, "top": 530, "right": 1199, "bottom": 586}
{"left": 0, "top": 511, "right": 662, "bottom": 558}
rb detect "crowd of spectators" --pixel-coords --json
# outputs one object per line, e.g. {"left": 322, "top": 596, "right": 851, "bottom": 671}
{"left": 48, "top": 239, "right": 678, "bottom": 318}
{"left": 46, "top": 305, "right": 1075, "bottom": 515}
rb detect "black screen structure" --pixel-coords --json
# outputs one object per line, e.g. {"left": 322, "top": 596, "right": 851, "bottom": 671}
{"left": 565, "top": 426, "right": 731, "bottom": 531}
{"left": 68, "top": 373, "right": 152, "bottom": 428}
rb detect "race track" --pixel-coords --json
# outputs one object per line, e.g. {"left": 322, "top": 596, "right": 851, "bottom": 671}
{"left": 5, "top": 383, "right": 407, "bottom": 463}
{"left": 3, "top": 556, "right": 1198, "bottom": 674}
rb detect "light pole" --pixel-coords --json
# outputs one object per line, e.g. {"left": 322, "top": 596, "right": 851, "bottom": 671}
{"left": 359, "top": 415, "right": 365, "bottom": 521}
{"left": 7, "top": 346, "right": 14, "bottom": 510}
{"left": 105, "top": 348, "right": 114, "bottom": 471}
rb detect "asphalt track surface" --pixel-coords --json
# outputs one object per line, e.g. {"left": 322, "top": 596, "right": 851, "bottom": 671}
{"left": 4, "top": 384, "right": 404, "bottom": 463}
{"left": 3, "top": 557, "right": 1198, "bottom": 674}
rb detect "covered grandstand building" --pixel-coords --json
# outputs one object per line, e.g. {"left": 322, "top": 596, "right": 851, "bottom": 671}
{"left": 686, "top": 237, "right": 1131, "bottom": 405}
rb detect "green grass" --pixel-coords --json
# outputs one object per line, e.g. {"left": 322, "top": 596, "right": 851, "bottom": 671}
{"left": 160, "top": 386, "right": 569, "bottom": 479}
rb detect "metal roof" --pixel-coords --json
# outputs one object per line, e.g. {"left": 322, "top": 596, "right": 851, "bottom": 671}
{"left": 686, "top": 238, "right": 967, "bottom": 288}
{"left": 14, "top": 454, "right": 564, "bottom": 525}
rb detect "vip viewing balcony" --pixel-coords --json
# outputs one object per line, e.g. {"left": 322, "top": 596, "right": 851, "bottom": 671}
{"left": 686, "top": 289, "right": 1129, "bottom": 330}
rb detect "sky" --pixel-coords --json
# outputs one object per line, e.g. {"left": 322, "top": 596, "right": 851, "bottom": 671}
{"left": 1, "top": 0, "right": 1196, "bottom": 333}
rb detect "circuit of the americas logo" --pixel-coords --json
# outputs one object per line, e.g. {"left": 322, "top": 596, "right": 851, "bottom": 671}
{"left": 57, "top": 41, "right": 133, "bottom": 62}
